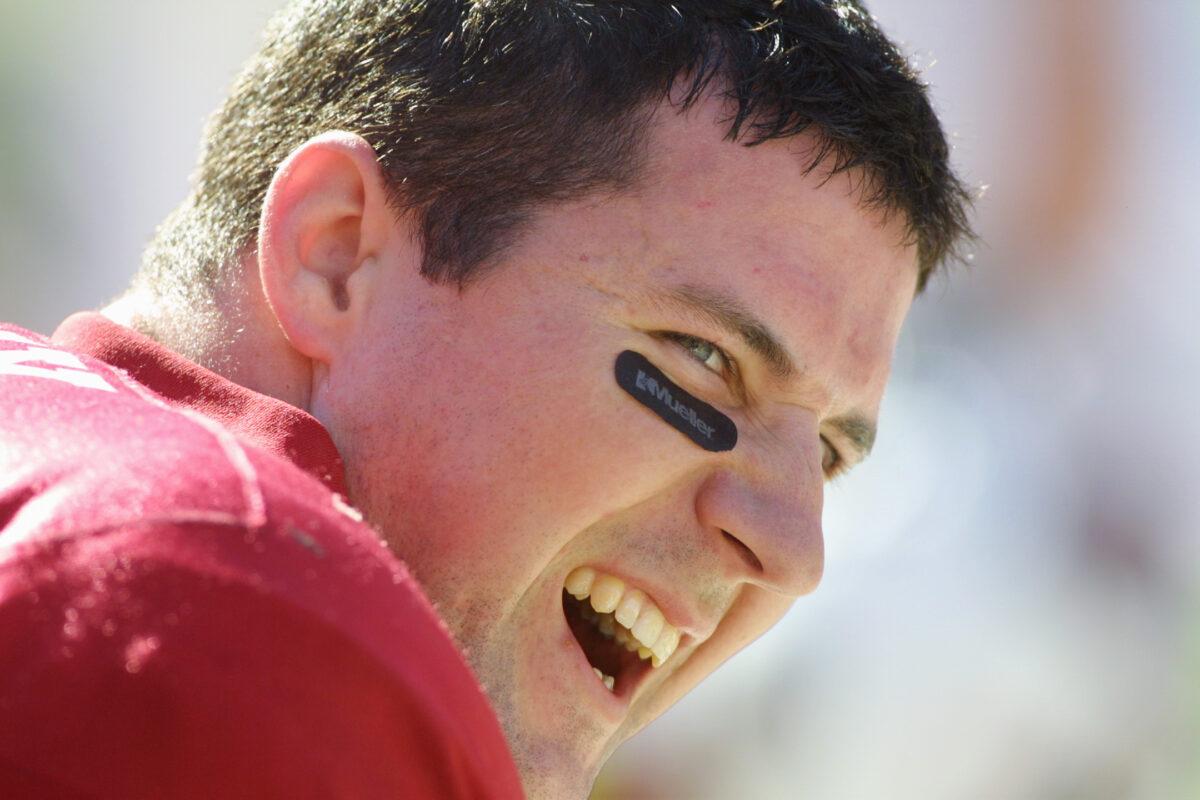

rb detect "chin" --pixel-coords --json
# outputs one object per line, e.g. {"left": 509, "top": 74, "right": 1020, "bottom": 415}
{"left": 497, "top": 719, "right": 608, "bottom": 800}
{"left": 479, "top": 664, "right": 615, "bottom": 800}
{"left": 520, "top": 767, "right": 599, "bottom": 800}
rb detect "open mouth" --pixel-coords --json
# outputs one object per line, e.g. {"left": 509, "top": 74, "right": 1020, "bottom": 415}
{"left": 563, "top": 591, "right": 651, "bottom": 694}
{"left": 560, "top": 567, "right": 682, "bottom": 696}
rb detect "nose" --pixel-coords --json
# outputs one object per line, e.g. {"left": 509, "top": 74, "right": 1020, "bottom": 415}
{"left": 695, "top": 418, "right": 826, "bottom": 597}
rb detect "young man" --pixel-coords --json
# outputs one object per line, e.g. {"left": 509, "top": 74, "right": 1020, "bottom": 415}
{"left": 0, "top": 2, "right": 973, "bottom": 797}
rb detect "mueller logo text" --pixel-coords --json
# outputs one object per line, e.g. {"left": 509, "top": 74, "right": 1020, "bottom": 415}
{"left": 634, "top": 368, "right": 714, "bottom": 439}
{"left": 613, "top": 350, "right": 737, "bottom": 452}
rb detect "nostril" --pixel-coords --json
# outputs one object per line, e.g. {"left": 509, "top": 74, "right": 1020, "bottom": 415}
{"left": 722, "top": 530, "right": 763, "bottom": 573}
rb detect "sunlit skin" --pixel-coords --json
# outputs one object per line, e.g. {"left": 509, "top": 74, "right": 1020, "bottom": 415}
{"left": 158, "top": 88, "right": 919, "bottom": 800}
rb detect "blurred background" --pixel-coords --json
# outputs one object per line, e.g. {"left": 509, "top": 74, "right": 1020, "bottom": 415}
{"left": 1, "top": 1, "right": 1196, "bottom": 798}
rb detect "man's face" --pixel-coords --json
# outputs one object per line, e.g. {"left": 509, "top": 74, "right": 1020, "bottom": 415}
{"left": 317, "top": 94, "right": 917, "bottom": 799}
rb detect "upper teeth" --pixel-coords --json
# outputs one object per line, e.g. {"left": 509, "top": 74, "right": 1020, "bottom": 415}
{"left": 564, "top": 566, "right": 682, "bottom": 668}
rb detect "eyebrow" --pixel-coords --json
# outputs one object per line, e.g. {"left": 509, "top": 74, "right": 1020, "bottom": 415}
{"left": 659, "top": 284, "right": 796, "bottom": 381}
{"left": 829, "top": 414, "right": 876, "bottom": 461}
{"left": 652, "top": 282, "right": 878, "bottom": 461}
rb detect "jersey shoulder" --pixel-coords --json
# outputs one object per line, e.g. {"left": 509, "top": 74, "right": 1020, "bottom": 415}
{"left": 1, "top": 322, "right": 321, "bottom": 542}
{"left": 0, "top": 324, "right": 523, "bottom": 798}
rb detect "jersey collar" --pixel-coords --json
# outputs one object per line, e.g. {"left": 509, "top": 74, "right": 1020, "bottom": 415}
{"left": 53, "top": 312, "right": 348, "bottom": 497}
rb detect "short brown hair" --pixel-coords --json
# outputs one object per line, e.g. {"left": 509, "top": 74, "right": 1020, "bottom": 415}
{"left": 139, "top": 0, "right": 974, "bottom": 304}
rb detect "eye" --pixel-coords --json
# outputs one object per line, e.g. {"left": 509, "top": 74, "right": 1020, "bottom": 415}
{"left": 662, "top": 332, "right": 733, "bottom": 377}
{"left": 821, "top": 436, "right": 843, "bottom": 478}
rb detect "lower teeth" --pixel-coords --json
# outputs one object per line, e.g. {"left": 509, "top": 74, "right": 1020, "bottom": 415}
{"left": 590, "top": 607, "right": 654, "bottom": 661}
{"left": 591, "top": 666, "right": 616, "bottom": 691}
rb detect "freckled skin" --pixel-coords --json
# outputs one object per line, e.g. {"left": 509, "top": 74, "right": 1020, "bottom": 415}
{"left": 316, "top": 93, "right": 917, "bottom": 800}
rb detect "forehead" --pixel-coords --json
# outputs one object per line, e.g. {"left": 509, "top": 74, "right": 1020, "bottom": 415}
{"left": 641, "top": 97, "right": 914, "bottom": 283}
{"left": 528, "top": 95, "right": 919, "bottom": 408}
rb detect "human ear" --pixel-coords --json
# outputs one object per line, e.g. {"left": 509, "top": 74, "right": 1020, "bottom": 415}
{"left": 257, "top": 130, "right": 393, "bottom": 363}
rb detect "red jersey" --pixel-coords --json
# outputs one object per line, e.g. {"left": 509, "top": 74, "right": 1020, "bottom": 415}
{"left": 0, "top": 314, "right": 523, "bottom": 799}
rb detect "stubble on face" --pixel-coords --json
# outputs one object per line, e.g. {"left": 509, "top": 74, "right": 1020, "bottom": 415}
{"left": 323, "top": 87, "right": 918, "bottom": 799}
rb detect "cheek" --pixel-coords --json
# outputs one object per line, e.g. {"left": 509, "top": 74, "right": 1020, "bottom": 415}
{"left": 431, "top": 360, "right": 679, "bottom": 525}
{"left": 386, "top": 352, "right": 705, "bottom": 559}
{"left": 325, "top": 317, "right": 716, "bottom": 597}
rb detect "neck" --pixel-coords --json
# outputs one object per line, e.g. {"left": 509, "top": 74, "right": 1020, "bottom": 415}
{"left": 103, "top": 257, "right": 316, "bottom": 412}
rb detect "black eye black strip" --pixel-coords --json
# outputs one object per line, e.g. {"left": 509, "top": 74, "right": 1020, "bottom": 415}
{"left": 614, "top": 350, "right": 737, "bottom": 452}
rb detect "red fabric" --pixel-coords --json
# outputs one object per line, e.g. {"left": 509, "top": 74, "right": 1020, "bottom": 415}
{"left": 0, "top": 316, "right": 523, "bottom": 800}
